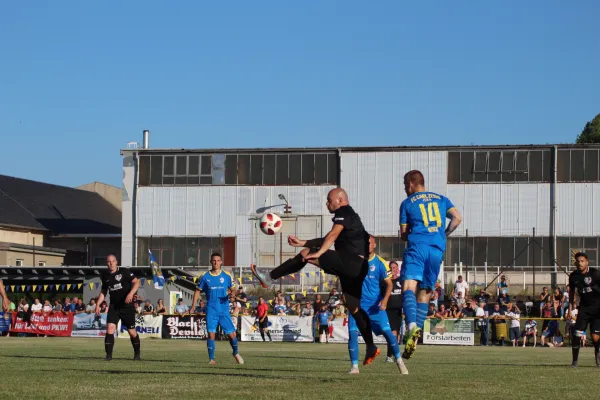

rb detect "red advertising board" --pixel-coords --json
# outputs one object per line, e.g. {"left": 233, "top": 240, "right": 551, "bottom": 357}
{"left": 10, "top": 312, "right": 74, "bottom": 336}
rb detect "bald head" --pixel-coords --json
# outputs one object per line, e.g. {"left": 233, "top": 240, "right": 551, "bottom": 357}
{"left": 326, "top": 188, "right": 349, "bottom": 213}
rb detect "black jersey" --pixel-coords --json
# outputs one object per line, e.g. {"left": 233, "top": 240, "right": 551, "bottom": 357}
{"left": 101, "top": 267, "right": 137, "bottom": 307}
{"left": 569, "top": 267, "right": 600, "bottom": 309}
{"left": 387, "top": 277, "right": 402, "bottom": 309}
{"left": 331, "top": 205, "right": 369, "bottom": 257}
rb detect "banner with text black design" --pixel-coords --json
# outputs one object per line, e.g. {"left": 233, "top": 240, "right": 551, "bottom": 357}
{"left": 161, "top": 315, "right": 207, "bottom": 340}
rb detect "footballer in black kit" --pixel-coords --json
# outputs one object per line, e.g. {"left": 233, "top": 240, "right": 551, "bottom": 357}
{"left": 568, "top": 252, "right": 600, "bottom": 367}
{"left": 251, "top": 188, "right": 380, "bottom": 364}
{"left": 96, "top": 254, "right": 141, "bottom": 361}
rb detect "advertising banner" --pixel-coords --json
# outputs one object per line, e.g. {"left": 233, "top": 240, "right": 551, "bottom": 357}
{"left": 162, "top": 315, "right": 207, "bottom": 339}
{"left": 71, "top": 312, "right": 107, "bottom": 337}
{"left": 240, "top": 315, "right": 314, "bottom": 342}
{"left": 0, "top": 312, "right": 11, "bottom": 332}
{"left": 10, "top": 312, "right": 73, "bottom": 336}
{"left": 117, "top": 314, "right": 163, "bottom": 339}
{"left": 423, "top": 318, "right": 474, "bottom": 346}
{"left": 327, "top": 317, "right": 387, "bottom": 344}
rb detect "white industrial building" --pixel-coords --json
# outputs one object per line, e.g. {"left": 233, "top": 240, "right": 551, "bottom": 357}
{"left": 120, "top": 132, "right": 600, "bottom": 289}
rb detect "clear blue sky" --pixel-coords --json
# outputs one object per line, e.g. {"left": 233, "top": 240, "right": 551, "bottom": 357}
{"left": 1, "top": 1, "right": 598, "bottom": 188}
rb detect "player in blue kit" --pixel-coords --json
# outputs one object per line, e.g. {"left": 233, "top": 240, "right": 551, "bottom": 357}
{"left": 347, "top": 236, "right": 408, "bottom": 375}
{"left": 400, "top": 170, "right": 462, "bottom": 360}
{"left": 191, "top": 252, "right": 244, "bottom": 365}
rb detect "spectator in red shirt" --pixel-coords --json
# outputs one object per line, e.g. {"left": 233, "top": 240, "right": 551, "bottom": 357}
{"left": 256, "top": 297, "right": 272, "bottom": 342}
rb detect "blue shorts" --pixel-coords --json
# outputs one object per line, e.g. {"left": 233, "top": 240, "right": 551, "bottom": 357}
{"left": 348, "top": 304, "right": 392, "bottom": 335}
{"left": 206, "top": 312, "right": 236, "bottom": 335}
{"left": 400, "top": 243, "right": 443, "bottom": 289}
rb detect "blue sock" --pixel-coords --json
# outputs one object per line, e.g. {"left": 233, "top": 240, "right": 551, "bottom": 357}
{"left": 416, "top": 302, "right": 429, "bottom": 330}
{"left": 207, "top": 339, "right": 215, "bottom": 360}
{"left": 402, "top": 290, "right": 417, "bottom": 329}
{"left": 382, "top": 330, "right": 401, "bottom": 359}
{"left": 348, "top": 330, "right": 359, "bottom": 366}
{"left": 229, "top": 336, "right": 239, "bottom": 356}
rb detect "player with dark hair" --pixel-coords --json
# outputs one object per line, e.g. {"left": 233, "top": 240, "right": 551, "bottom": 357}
{"left": 400, "top": 170, "right": 462, "bottom": 359}
{"left": 255, "top": 297, "right": 271, "bottom": 341}
{"left": 568, "top": 252, "right": 600, "bottom": 367}
{"left": 96, "top": 254, "right": 141, "bottom": 360}
{"left": 191, "top": 252, "right": 244, "bottom": 365}
{"left": 251, "top": 188, "right": 380, "bottom": 364}
{"left": 347, "top": 236, "right": 408, "bottom": 375}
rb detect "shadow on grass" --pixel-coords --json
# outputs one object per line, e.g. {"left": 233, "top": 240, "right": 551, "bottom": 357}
{"left": 253, "top": 354, "right": 346, "bottom": 362}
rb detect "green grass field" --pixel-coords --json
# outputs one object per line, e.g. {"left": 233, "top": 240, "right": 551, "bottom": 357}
{"left": 0, "top": 338, "right": 597, "bottom": 400}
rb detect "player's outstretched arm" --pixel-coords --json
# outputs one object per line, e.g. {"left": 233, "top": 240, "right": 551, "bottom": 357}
{"left": 380, "top": 278, "right": 393, "bottom": 310}
{"left": 445, "top": 208, "right": 462, "bottom": 236}
{"left": 303, "top": 225, "right": 343, "bottom": 261}
{"left": 190, "top": 289, "right": 201, "bottom": 314}
{"left": 0, "top": 279, "right": 9, "bottom": 312}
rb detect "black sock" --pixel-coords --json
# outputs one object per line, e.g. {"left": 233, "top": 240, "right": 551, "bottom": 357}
{"left": 387, "top": 343, "right": 393, "bottom": 358}
{"left": 266, "top": 331, "right": 272, "bottom": 341}
{"left": 270, "top": 254, "right": 306, "bottom": 280}
{"left": 260, "top": 331, "right": 265, "bottom": 341}
{"left": 351, "top": 308, "right": 375, "bottom": 348}
{"left": 130, "top": 334, "right": 141, "bottom": 355}
{"left": 572, "top": 336, "right": 581, "bottom": 364}
{"left": 104, "top": 333, "right": 114, "bottom": 356}
{"left": 594, "top": 341, "right": 599, "bottom": 359}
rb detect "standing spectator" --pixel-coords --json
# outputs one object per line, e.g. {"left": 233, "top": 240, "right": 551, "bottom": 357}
{"left": 434, "top": 282, "right": 444, "bottom": 304}
{"left": 505, "top": 302, "right": 521, "bottom": 347}
{"left": 475, "top": 300, "right": 489, "bottom": 346}
{"left": 143, "top": 299, "right": 154, "bottom": 315}
{"left": 521, "top": 318, "right": 538, "bottom": 347}
{"left": 462, "top": 301, "right": 475, "bottom": 317}
{"left": 476, "top": 289, "right": 489, "bottom": 305}
{"left": 135, "top": 301, "right": 143, "bottom": 314}
{"left": 274, "top": 299, "right": 286, "bottom": 315}
{"left": 155, "top": 299, "right": 167, "bottom": 315}
{"left": 75, "top": 298, "right": 86, "bottom": 314}
{"left": 18, "top": 298, "right": 29, "bottom": 313}
{"left": 313, "top": 294, "right": 324, "bottom": 313}
{"left": 453, "top": 275, "right": 469, "bottom": 300}
{"left": 497, "top": 275, "right": 509, "bottom": 296}
{"left": 255, "top": 297, "right": 271, "bottom": 342}
{"left": 552, "top": 287, "right": 564, "bottom": 318}
{"left": 498, "top": 293, "right": 510, "bottom": 308}
{"left": 236, "top": 286, "right": 247, "bottom": 306}
{"left": 42, "top": 300, "right": 53, "bottom": 313}
{"left": 539, "top": 287, "right": 550, "bottom": 316}
{"left": 70, "top": 297, "right": 78, "bottom": 313}
{"left": 561, "top": 287, "right": 570, "bottom": 320}
{"left": 174, "top": 298, "right": 188, "bottom": 316}
{"left": 327, "top": 289, "right": 340, "bottom": 311}
{"left": 62, "top": 298, "right": 71, "bottom": 314}
{"left": 489, "top": 304, "right": 506, "bottom": 346}
{"left": 316, "top": 304, "right": 332, "bottom": 343}
{"left": 30, "top": 298, "right": 43, "bottom": 313}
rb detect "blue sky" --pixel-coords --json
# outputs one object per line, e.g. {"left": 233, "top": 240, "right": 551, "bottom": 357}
{"left": 1, "top": 1, "right": 598, "bottom": 188}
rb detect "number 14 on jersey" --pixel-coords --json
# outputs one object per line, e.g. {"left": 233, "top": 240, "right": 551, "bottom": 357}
{"left": 419, "top": 202, "right": 442, "bottom": 232}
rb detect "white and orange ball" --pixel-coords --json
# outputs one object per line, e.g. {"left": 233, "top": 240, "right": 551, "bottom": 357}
{"left": 260, "top": 213, "right": 282, "bottom": 235}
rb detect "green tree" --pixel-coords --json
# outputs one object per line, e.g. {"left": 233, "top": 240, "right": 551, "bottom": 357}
{"left": 576, "top": 113, "right": 600, "bottom": 144}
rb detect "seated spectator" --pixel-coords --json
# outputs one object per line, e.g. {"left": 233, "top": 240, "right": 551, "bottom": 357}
{"left": 551, "top": 330, "right": 564, "bottom": 347}
{"left": 18, "top": 298, "right": 29, "bottom": 313}
{"left": 194, "top": 300, "right": 206, "bottom": 315}
{"left": 426, "top": 303, "right": 437, "bottom": 318}
{"left": 52, "top": 299, "right": 62, "bottom": 313}
{"left": 497, "top": 292, "right": 509, "bottom": 307}
{"left": 456, "top": 292, "right": 466, "bottom": 309}
{"left": 75, "top": 298, "right": 86, "bottom": 314}
{"left": 236, "top": 286, "right": 247, "bottom": 305}
{"left": 174, "top": 298, "right": 188, "bottom": 316}
{"left": 143, "top": 299, "right": 154, "bottom": 315}
{"left": 135, "top": 301, "right": 143, "bottom": 314}
{"left": 430, "top": 286, "right": 440, "bottom": 308}
{"left": 99, "top": 301, "right": 108, "bottom": 313}
{"left": 274, "top": 299, "right": 286, "bottom": 315}
{"left": 70, "top": 297, "right": 78, "bottom": 313}
{"left": 300, "top": 301, "right": 314, "bottom": 317}
{"left": 476, "top": 289, "right": 489, "bottom": 305}
{"left": 86, "top": 299, "right": 96, "bottom": 313}
{"left": 42, "top": 300, "right": 53, "bottom": 313}
{"left": 462, "top": 301, "right": 475, "bottom": 317}
{"left": 435, "top": 304, "right": 448, "bottom": 319}
{"left": 30, "top": 298, "right": 43, "bottom": 313}
{"left": 541, "top": 319, "right": 559, "bottom": 347}
{"left": 327, "top": 289, "right": 340, "bottom": 311}
{"left": 230, "top": 297, "right": 242, "bottom": 316}
{"left": 285, "top": 300, "right": 296, "bottom": 315}
{"left": 62, "top": 298, "right": 71, "bottom": 313}
{"left": 155, "top": 299, "right": 167, "bottom": 315}
{"left": 332, "top": 301, "right": 346, "bottom": 319}
{"left": 448, "top": 303, "right": 463, "bottom": 318}
{"left": 521, "top": 318, "right": 537, "bottom": 347}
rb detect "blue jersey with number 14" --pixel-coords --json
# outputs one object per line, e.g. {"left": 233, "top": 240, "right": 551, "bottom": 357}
{"left": 400, "top": 192, "right": 455, "bottom": 252}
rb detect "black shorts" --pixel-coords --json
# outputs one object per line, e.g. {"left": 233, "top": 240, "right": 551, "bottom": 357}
{"left": 574, "top": 307, "right": 600, "bottom": 335}
{"left": 317, "top": 249, "right": 368, "bottom": 307}
{"left": 318, "top": 325, "right": 329, "bottom": 335}
{"left": 258, "top": 317, "right": 269, "bottom": 330}
{"left": 386, "top": 308, "right": 402, "bottom": 332}
{"left": 107, "top": 304, "right": 136, "bottom": 330}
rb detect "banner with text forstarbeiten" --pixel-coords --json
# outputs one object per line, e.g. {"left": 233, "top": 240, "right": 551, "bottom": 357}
{"left": 240, "top": 315, "right": 313, "bottom": 342}
{"left": 423, "top": 318, "right": 474, "bottom": 346}
{"left": 117, "top": 314, "right": 163, "bottom": 339}
{"left": 71, "top": 313, "right": 107, "bottom": 337}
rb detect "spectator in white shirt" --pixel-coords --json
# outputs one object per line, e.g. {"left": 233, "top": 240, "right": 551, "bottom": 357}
{"left": 475, "top": 300, "right": 489, "bottom": 346}
{"left": 42, "top": 300, "right": 53, "bottom": 313}
{"left": 30, "top": 298, "right": 43, "bottom": 313}
{"left": 86, "top": 299, "right": 97, "bottom": 313}
{"left": 505, "top": 302, "right": 521, "bottom": 347}
{"left": 453, "top": 275, "right": 469, "bottom": 300}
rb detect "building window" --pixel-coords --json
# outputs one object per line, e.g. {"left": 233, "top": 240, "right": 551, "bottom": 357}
{"left": 447, "top": 150, "right": 552, "bottom": 183}
{"left": 15, "top": 259, "right": 23, "bottom": 266}
{"left": 138, "top": 152, "right": 339, "bottom": 186}
{"left": 38, "top": 261, "right": 46, "bottom": 267}
{"left": 556, "top": 237, "right": 599, "bottom": 268}
{"left": 557, "top": 149, "right": 600, "bottom": 182}
{"left": 137, "top": 237, "right": 236, "bottom": 267}
{"left": 373, "top": 237, "right": 405, "bottom": 262}
{"left": 444, "top": 236, "right": 555, "bottom": 270}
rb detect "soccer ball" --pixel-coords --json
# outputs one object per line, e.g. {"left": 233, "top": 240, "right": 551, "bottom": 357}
{"left": 260, "top": 213, "right": 282, "bottom": 235}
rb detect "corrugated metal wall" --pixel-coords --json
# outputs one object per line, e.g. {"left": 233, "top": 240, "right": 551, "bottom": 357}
{"left": 556, "top": 183, "right": 600, "bottom": 236}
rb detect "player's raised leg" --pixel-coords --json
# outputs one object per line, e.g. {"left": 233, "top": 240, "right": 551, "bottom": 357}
{"left": 220, "top": 315, "right": 244, "bottom": 364}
